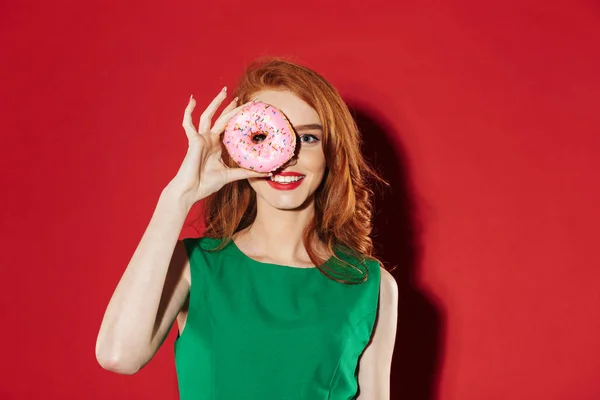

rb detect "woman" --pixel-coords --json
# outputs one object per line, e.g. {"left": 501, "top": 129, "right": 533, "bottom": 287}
{"left": 96, "top": 58, "right": 398, "bottom": 399}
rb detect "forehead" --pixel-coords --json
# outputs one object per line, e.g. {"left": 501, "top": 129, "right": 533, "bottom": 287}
{"left": 251, "top": 89, "right": 321, "bottom": 126}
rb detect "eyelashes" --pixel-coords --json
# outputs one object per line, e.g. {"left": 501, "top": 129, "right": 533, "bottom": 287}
{"left": 300, "top": 134, "right": 320, "bottom": 144}
{"left": 250, "top": 134, "right": 320, "bottom": 145}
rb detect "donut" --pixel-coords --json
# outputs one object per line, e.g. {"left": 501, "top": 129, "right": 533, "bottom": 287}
{"left": 222, "top": 101, "right": 296, "bottom": 172}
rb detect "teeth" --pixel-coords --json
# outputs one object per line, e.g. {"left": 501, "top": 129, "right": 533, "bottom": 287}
{"left": 270, "top": 175, "right": 304, "bottom": 183}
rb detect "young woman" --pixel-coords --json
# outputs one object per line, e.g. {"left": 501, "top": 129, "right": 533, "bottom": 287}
{"left": 96, "top": 58, "right": 398, "bottom": 399}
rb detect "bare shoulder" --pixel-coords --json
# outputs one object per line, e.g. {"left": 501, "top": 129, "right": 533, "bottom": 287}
{"left": 355, "top": 265, "right": 398, "bottom": 398}
{"left": 379, "top": 265, "right": 398, "bottom": 309}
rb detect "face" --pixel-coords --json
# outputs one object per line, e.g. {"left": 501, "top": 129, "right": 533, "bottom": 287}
{"left": 246, "top": 89, "right": 326, "bottom": 210}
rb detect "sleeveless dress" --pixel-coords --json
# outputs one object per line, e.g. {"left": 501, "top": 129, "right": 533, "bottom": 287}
{"left": 174, "top": 237, "right": 381, "bottom": 400}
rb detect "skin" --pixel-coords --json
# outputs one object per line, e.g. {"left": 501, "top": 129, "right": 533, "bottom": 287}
{"left": 179, "top": 89, "right": 399, "bottom": 398}
{"left": 235, "top": 89, "right": 330, "bottom": 265}
{"left": 96, "top": 87, "right": 398, "bottom": 398}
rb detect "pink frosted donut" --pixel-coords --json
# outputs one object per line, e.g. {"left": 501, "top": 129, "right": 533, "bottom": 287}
{"left": 222, "top": 101, "right": 296, "bottom": 172}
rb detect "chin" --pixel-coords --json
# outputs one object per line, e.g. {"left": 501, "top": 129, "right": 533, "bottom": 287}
{"left": 261, "top": 192, "right": 313, "bottom": 211}
{"left": 249, "top": 176, "right": 322, "bottom": 211}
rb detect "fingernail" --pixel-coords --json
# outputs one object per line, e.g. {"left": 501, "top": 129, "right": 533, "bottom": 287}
{"left": 222, "top": 86, "right": 227, "bottom": 92}
{"left": 189, "top": 94, "right": 193, "bottom": 102}
{"left": 233, "top": 96, "right": 239, "bottom": 103}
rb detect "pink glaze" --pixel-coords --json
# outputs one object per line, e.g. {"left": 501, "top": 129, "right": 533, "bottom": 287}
{"left": 222, "top": 101, "right": 296, "bottom": 172}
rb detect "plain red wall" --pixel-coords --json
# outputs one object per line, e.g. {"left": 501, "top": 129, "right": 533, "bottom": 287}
{"left": 1, "top": 0, "right": 599, "bottom": 399}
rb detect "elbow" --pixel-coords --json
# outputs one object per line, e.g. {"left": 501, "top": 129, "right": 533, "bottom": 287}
{"left": 95, "top": 341, "right": 142, "bottom": 375}
{"left": 96, "top": 351, "right": 141, "bottom": 375}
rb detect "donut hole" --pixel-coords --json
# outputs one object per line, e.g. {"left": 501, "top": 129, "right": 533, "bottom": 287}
{"left": 251, "top": 133, "right": 267, "bottom": 144}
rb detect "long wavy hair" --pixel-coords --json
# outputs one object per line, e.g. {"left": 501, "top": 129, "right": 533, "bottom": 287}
{"left": 200, "top": 57, "right": 388, "bottom": 284}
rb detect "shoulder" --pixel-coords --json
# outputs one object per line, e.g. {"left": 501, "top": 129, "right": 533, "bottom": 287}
{"left": 181, "top": 237, "right": 200, "bottom": 251}
{"left": 179, "top": 237, "right": 224, "bottom": 286}
{"left": 378, "top": 265, "right": 398, "bottom": 309}
{"left": 182, "top": 236, "right": 222, "bottom": 252}
{"left": 355, "top": 265, "right": 398, "bottom": 398}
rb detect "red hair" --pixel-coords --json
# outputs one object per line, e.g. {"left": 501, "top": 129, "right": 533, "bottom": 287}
{"left": 200, "top": 57, "right": 388, "bottom": 284}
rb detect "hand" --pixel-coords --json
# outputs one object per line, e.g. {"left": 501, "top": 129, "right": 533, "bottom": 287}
{"left": 167, "top": 87, "right": 270, "bottom": 207}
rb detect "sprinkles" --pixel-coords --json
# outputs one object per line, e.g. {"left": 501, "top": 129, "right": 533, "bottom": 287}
{"left": 222, "top": 101, "right": 296, "bottom": 173}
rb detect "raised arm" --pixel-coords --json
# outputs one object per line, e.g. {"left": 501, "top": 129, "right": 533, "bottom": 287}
{"left": 95, "top": 89, "right": 270, "bottom": 374}
{"left": 95, "top": 190, "right": 193, "bottom": 374}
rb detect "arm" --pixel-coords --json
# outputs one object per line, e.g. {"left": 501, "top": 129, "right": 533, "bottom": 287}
{"left": 356, "top": 267, "right": 399, "bottom": 399}
{"left": 95, "top": 90, "right": 268, "bottom": 375}
{"left": 95, "top": 187, "right": 192, "bottom": 375}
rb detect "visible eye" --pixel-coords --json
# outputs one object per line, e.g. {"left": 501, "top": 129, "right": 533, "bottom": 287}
{"left": 252, "top": 133, "right": 267, "bottom": 143}
{"left": 300, "top": 134, "right": 320, "bottom": 144}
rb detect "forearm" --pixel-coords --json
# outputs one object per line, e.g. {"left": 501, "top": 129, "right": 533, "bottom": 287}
{"left": 95, "top": 186, "right": 191, "bottom": 373}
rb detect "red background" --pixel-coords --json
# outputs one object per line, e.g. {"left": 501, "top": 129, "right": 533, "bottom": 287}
{"left": 1, "top": 1, "right": 599, "bottom": 399}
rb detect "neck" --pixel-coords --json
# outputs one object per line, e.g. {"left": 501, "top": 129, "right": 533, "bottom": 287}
{"left": 237, "top": 197, "right": 318, "bottom": 264}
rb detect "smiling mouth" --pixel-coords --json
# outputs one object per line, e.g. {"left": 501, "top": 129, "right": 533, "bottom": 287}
{"left": 269, "top": 175, "right": 305, "bottom": 183}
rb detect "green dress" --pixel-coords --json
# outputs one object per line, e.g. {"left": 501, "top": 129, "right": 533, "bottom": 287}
{"left": 174, "top": 237, "right": 381, "bottom": 400}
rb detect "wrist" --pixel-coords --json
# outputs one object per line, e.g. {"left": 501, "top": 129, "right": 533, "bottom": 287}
{"left": 159, "top": 184, "right": 195, "bottom": 213}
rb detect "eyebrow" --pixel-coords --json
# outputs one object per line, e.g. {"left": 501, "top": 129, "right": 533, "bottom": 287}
{"left": 293, "top": 124, "right": 323, "bottom": 133}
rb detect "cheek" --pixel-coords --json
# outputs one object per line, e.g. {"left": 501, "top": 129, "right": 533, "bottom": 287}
{"left": 308, "top": 161, "right": 327, "bottom": 188}
{"left": 314, "top": 157, "right": 327, "bottom": 179}
{"left": 302, "top": 148, "right": 326, "bottom": 173}
{"left": 247, "top": 178, "right": 263, "bottom": 193}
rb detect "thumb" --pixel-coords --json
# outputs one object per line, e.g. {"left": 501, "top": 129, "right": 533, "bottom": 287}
{"left": 225, "top": 168, "right": 272, "bottom": 183}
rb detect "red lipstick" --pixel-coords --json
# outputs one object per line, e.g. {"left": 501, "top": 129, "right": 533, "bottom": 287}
{"left": 266, "top": 172, "right": 305, "bottom": 191}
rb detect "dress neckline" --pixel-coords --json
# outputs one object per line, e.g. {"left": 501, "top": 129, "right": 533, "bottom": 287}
{"left": 228, "top": 238, "right": 334, "bottom": 271}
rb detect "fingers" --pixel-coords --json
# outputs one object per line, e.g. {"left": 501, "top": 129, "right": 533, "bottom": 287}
{"left": 199, "top": 87, "right": 228, "bottom": 133}
{"left": 218, "top": 96, "right": 239, "bottom": 120}
{"left": 182, "top": 95, "right": 199, "bottom": 141}
{"left": 211, "top": 100, "right": 254, "bottom": 135}
{"left": 224, "top": 168, "right": 272, "bottom": 184}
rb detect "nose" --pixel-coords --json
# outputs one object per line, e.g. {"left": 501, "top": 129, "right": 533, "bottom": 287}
{"left": 280, "top": 154, "right": 298, "bottom": 169}
{"left": 277, "top": 135, "right": 301, "bottom": 170}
